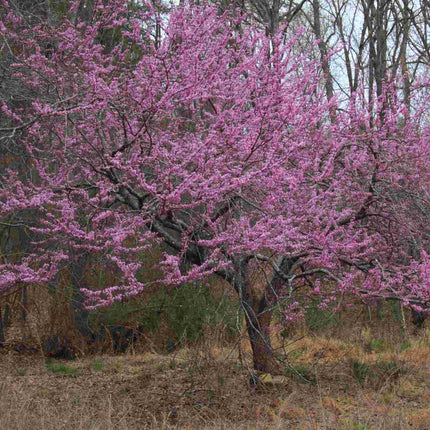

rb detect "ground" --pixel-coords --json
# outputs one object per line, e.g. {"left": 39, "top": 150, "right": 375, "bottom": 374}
{"left": 2, "top": 330, "right": 430, "bottom": 429}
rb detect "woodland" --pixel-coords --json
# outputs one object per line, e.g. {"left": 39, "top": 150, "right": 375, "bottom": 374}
{"left": 0, "top": 0, "right": 430, "bottom": 428}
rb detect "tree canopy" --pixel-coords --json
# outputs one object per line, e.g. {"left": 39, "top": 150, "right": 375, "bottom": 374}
{"left": 1, "top": 0, "right": 429, "bottom": 373}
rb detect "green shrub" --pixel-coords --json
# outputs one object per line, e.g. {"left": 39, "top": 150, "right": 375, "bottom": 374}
{"left": 305, "top": 299, "right": 341, "bottom": 331}
{"left": 400, "top": 341, "right": 411, "bottom": 351}
{"left": 89, "top": 282, "right": 238, "bottom": 348}
{"left": 351, "top": 360, "right": 372, "bottom": 386}
{"left": 158, "top": 284, "right": 238, "bottom": 343}
{"left": 377, "top": 360, "right": 407, "bottom": 376}
{"left": 365, "top": 339, "right": 387, "bottom": 353}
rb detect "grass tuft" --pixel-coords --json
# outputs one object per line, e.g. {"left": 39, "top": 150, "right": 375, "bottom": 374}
{"left": 93, "top": 358, "right": 105, "bottom": 371}
{"left": 45, "top": 359, "right": 82, "bottom": 377}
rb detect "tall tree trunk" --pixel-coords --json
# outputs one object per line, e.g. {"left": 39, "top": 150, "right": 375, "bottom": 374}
{"left": 244, "top": 292, "right": 278, "bottom": 372}
{"left": 312, "top": 0, "right": 334, "bottom": 102}
{"left": 232, "top": 257, "right": 276, "bottom": 374}
{"left": 312, "top": 0, "right": 336, "bottom": 121}
{"left": 233, "top": 255, "right": 298, "bottom": 375}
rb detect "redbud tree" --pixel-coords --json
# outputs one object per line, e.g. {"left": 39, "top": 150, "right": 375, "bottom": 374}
{"left": 1, "top": 1, "right": 429, "bottom": 373}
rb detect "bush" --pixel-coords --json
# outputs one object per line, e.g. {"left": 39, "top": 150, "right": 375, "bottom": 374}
{"left": 350, "top": 360, "right": 372, "bottom": 386}
{"left": 87, "top": 282, "right": 239, "bottom": 352}
{"left": 377, "top": 360, "right": 407, "bottom": 377}
{"left": 305, "top": 299, "right": 342, "bottom": 331}
{"left": 161, "top": 284, "right": 237, "bottom": 343}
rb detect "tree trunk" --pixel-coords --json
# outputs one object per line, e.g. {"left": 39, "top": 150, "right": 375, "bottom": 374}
{"left": 312, "top": 0, "right": 334, "bottom": 103}
{"left": 233, "top": 255, "right": 298, "bottom": 375}
{"left": 244, "top": 295, "right": 280, "bottom": 373}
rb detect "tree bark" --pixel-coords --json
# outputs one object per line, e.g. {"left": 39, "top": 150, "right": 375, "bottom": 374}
{"left": 232, "top": 255, "right": 298, "bottom": 375}
{"left": 243, "top": 292, "right": 279, "bottom": 373}
{"left": 312, "top": 0, "right": 334, "bottom": 102}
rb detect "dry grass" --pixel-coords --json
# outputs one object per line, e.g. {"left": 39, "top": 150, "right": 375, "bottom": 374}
{"left": 1, "top": 327, "right": 430, "bottom": 430}
{"left": 2, "top": 288, "right": 430, "bottom": 429}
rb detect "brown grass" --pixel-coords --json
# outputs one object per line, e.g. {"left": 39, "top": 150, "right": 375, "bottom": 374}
{"left": 2, "top": 283, "right": 430, "bottom": 429}
{"left": 1, "top": 325, "right": 430, "bottom": 430}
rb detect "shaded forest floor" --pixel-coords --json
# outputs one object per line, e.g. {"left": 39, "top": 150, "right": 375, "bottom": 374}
{"left": 2, "top": 331, "right": 430, "bottom": 429}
